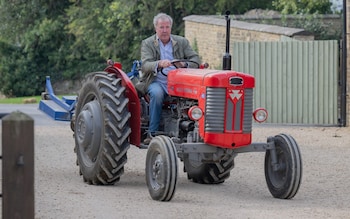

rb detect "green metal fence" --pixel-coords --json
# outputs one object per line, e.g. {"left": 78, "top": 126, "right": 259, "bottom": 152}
{"left": 233, "top": 40, "right": 339, "bottom": 125}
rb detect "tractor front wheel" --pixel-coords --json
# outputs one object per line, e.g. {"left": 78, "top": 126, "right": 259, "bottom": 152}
{"left": 145, "top": 136, "right": 178, "bottom": 201}
{"left": 265, "top": 134, "right": 302, "bottom": 199}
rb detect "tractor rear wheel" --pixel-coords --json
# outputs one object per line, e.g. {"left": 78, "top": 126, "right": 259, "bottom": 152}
{"left": 145, "top": 135, "right": 178, "bottom": 201}
{"left": 184, "top": 155, "right": 234, "bottom": 184}
{"left": 74, "top": 72, "right": 131, "bottom": 185}
{"left": 265, "top": 134, "right": 302, "bottom": 199}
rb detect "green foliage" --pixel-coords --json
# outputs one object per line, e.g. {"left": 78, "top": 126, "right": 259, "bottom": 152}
{"left": 0, "top": 0, "right": 275, "bottom": 97}
{"left": 0, "top": 0, "right": 73, "bottom": 97}
{"left": 272, "top": 0, "right": 333, "bottom": 15}
{"left": 215, "top": 0, "right": 272, "bottom": 14}
{"left": 283, "top": 14, "right": 342, "bottom": 40}
{"left": 271, "top": 0, "right": 339, "bottom": 40}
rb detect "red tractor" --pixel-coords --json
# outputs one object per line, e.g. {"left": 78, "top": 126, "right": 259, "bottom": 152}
{"left": 70, "top": 13, "right": 302, "bottom": 202}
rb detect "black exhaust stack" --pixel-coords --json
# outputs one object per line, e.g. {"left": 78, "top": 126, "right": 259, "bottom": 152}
{"left": 222, "top": 10, "right": 231, "bottom": 70}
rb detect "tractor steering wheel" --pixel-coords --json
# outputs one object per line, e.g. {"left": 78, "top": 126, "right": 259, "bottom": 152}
{"left": 160, "top": 59, "right": 200, "bottom": 76}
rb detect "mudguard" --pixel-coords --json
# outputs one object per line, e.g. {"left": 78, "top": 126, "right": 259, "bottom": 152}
{"left": 104, "top": 65, "right": 141, "bottom": 147}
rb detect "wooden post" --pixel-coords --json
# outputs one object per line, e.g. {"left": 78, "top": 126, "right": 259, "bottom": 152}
{"left": 2, "top": 111, "right": 34, "bottom": 219}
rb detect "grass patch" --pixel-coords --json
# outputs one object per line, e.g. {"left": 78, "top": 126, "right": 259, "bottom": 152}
{"left": 0, "top": 96, "right": 42, "bottom": 104}
{"left": 0, "top": 95, "right": 73, "bottom": 104}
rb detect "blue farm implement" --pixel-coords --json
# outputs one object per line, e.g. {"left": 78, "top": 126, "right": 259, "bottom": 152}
{"left": 39, "top": 76, "right": 76, "bottom": 121}
{"left": 39, "top": 60, "right": 142, "bottom": 121}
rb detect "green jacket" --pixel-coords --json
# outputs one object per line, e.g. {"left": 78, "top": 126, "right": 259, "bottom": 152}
{"left": 137, "top": 34, "right": 200, "bottom": 95}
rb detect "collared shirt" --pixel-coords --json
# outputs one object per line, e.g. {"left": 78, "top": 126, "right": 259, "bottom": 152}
{"left": 155, "top": 38, "right": 176, "bottom": 94}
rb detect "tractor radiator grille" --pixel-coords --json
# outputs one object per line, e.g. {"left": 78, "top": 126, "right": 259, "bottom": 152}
{"left": 205, "top": 87, "right": 226, "bottom": 132}
{"left": 242, "top": 88, "right": 253, "bottom": 133}
{"left": 205, "top": 87, "right": 253, "bottom": 133}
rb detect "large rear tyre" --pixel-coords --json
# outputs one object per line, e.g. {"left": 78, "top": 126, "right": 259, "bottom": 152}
{"left": 145, "top": 136, "right": 178, "bottom": 201}
{"left": 184, "top": 155, "right": 234, "bottom": 184}
{"left": 74, "top": 72, "right": 131, "bottom": 185}
{"left": 265, "top": 134, "right": 302, "bottom": 199}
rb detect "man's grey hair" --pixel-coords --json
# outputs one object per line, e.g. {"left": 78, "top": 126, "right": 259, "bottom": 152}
{"left": 153, "top": 13, "right": 173, "bottom": 28}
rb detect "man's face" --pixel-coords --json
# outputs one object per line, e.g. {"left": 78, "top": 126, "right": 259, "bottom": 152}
{"left": 155, "top": 19, "right": 172, "bottom": 44}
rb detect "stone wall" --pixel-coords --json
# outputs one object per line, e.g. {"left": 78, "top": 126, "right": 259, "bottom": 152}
{"left": 184, "top": 15, "right": 313, "bottom": 68}
{"left": 232, "top": 13, "right": 342, "bottom": 36}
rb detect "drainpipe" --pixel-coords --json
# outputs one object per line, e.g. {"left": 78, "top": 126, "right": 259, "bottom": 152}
{"left": 340, "top": 0, "right": 347, "bottom": 127}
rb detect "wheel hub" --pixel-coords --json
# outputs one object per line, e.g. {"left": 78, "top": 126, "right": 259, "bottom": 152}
{"left": 75, "top": 100, "right": 102, "bottom": 165}
{"left": 151, "top": 154, "right": 164, "bottom": 190}
{"left": 268, "top": 149, "right": 288, "bottom": 188}
{"left": 76, "top": 110, "right": 93, "bottom": 147}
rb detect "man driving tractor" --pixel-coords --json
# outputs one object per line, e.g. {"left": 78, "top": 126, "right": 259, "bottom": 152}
{"left": 140, "top": 12, "right": 200, "bottom": 144}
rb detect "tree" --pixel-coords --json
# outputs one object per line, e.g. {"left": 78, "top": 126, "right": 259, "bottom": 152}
{"left": 0, "top": 0, "right": 73, "bottom": 96}
{"left": 272, "top": 0, "right": 333, "bottom": 14}
{"left": 66, "top": 0, "right": 273, "bottom": 70}
{"left": 0, "top": 0, "right": 273, "bottom": 96}
{"left": 215, "top": 0, "right": 273, "bottom": 14}
{"left": 271, "top": 0, "right": 338, "bottom": 40}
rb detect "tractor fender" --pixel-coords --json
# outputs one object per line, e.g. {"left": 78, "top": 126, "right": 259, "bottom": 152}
{"left": 104, "top": 65, "right": 141, "bottom": 146}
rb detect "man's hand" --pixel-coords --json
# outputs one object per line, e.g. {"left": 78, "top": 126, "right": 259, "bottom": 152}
{"left": 158, "top": 59, "right": 187, "bottom": 69}
{"left": 158, "top": 59, "right": 172, "bottom": 68}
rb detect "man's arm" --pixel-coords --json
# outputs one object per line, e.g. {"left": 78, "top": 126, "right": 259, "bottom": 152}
{"left": 141, "top": 39, "right": 158, "bottom": 75}
{"left": 173, "top": 36, "right": 200, "bottom": 68}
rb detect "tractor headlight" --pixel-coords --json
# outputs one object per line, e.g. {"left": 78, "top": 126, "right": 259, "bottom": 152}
{"left": 253, "top": 108, "right": 268, "bottom": 123}
{"left": 188, "top": 106, "right": 203, "bottom": 121}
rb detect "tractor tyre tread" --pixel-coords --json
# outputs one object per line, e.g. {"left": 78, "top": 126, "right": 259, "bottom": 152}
{"left": 74, "top": 72, "right": 131, "bottom": 185}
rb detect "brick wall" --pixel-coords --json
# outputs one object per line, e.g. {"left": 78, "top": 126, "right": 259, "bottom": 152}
{"left": 184, "top": 15, "right": 313, "bottom": 69}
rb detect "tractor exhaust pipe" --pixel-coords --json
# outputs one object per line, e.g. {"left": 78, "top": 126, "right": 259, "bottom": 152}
{"left": 222, "top": 10, "right": 231, "bottom": 70}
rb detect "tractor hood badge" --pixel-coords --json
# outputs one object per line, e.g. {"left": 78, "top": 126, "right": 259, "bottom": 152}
{"left": 229, "top": 90, "right": 243, "bottom": 102}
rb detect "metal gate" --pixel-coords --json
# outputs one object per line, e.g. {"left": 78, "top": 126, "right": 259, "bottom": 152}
{"left": 233, "top": 40, "right": 339, "bottom": 125}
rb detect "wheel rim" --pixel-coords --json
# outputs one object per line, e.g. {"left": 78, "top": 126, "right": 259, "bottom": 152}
{"left": 149, "top": 153, "right": 165, "bottom": 191}
{"left": 75, "top": 100, "right": 102, "bottom": 167}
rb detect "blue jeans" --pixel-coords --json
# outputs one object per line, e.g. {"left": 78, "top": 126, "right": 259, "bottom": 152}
{"left": 147, "top": 82, "right": 167, "bottom": 134}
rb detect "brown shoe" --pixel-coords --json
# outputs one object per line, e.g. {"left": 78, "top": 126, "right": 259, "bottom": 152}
{"left": 143, "top": 132, "right": 155, "bottom": 145}
{"left": 143, "top": 137, "right": 152, "bottom": 145}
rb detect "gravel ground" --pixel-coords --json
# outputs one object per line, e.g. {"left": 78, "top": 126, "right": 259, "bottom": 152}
{"left": 1, "top": 104, "right": 350, "bottom": 219}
